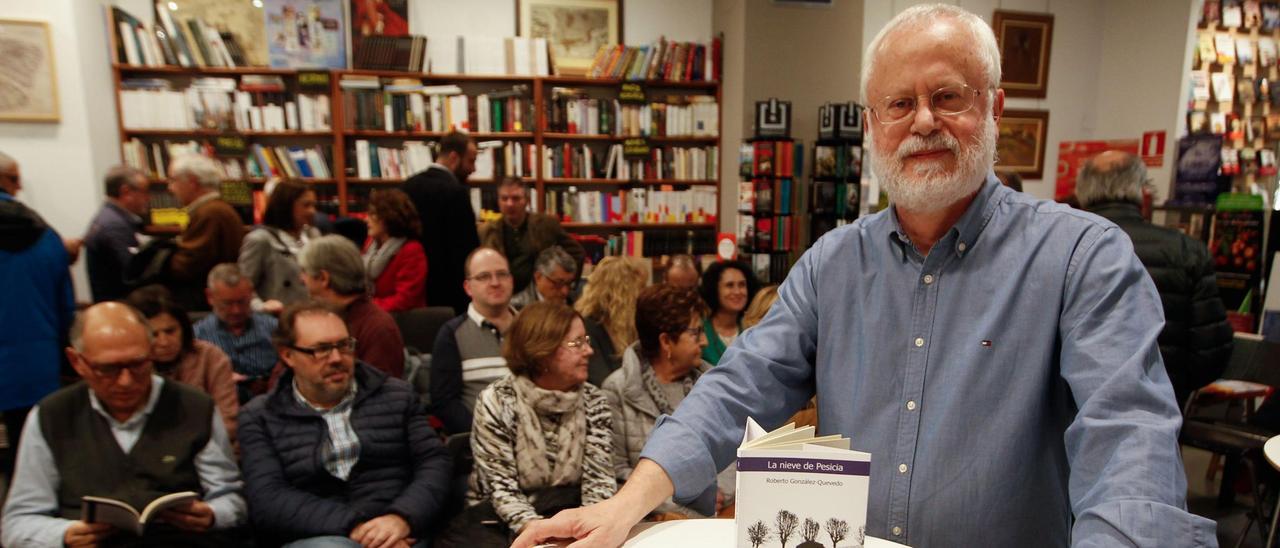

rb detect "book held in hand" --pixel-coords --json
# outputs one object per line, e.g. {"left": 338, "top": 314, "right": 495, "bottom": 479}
{"left": 81, "top": 491, "right": 199, "bottom": 536}
{"left": 735, "top": 417, "right": 870, "bottom": 548}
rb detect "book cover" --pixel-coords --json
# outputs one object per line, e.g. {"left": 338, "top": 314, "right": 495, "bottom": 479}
{"left": 1266, "top": 2, "right": 1280, "bottom": 30}
{"left": 735, "top": 418, "right": 870, "bottom": 548}
{"left": 1198, "top": 33, "right": 1217, "bottom": 65}
{"left": 1225, "top": 0, "right": 1244, "bottom": 27}
{"left": 1238, "top": 37, "right": 1257, "bottom": 66}
{"left": 264, "top": 0, "right": 346, "bottom": 69}
{"left": 1216, "top": 33, "right": 1237, "bottom": 64}
{"left": 1247, "top": 0, "right": 1263, "bottom": 26}
{"left": 1212, "top": 72, "right": 1235, "bottom": 102}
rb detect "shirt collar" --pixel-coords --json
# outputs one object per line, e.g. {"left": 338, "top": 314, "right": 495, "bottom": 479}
{"left": 185, "top": 191, "right": 221, "bottom": 212}
{"left": 887, "top": 172, "right": 1003, "bottom": 260}
{"left": 215, "top": 312, "right": 260, "bottom": 333}
{"left": 291, "top": 376, "right": 357, "bottom": 413}
{"left": 105, "top": 201, "right": 144, "bottom": 225}
{"left": 87, "top": 374, "right": 165, "bottom": 428}
{"left": 467, "top": 302, "right": 515, "bottom": 331}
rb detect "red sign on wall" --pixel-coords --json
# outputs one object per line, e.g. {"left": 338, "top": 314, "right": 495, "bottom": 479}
{"left": 1141, "top": 130, "right": 1166, "bottom": 167}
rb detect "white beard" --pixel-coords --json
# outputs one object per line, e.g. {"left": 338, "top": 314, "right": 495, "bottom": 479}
{"left": 867, "top": 114, "right": 996, "bottom": 214}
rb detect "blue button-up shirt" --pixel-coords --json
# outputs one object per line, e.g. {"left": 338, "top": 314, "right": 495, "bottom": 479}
{"left": 640, "top": 175, "right": 1216, "bottom": 547}
{"left": 194, "top": 313, "right": 279, "bottom": 379}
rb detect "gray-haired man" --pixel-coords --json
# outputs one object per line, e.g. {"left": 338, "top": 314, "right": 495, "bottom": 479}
{"left": 164, "top": 155, "right": 246, "bottom": 311}
{"left": 194, "top": 264, "right": 280, "bottom": 403}
{"left": 510, "top": 245, "right": 577, "bottom": 310}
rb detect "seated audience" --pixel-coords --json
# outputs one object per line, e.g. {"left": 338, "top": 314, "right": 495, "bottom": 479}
{"left": 85, "top": 166, "right": 149, "bottom": 302}
{"left": 601, "top": 284, "right": 711, "bottom": 517}
{"left": 164, "top": 154, "right": 246, "bottom": 312}
{"left": 478, "top": 176, "right": 585, "bottom": 295}
{"left": 575, "top": 256, "right": 649, "bottom": 385}
{"left": 128, "top": 286, "right": 239, "bottom": 442}
{"left": 194, "top": 264, "right": 280, "bottom": 403}
{"left": 698, "top": 260, "right": 760, "bottom": 364}
{"left": 239, "top": 301, "right": 451, "bottom": 547}
{"left": 741, "top": 285, "right": 779, "bottom": 329}
{"left": 511, "top": 246, "right": 578, "bottom": 310}
{"left": 443, "top": 301, "right": 615, "bottom": 546}
{"left": 430, "top": 248, "right": 516, "bottom": 434}
{"left": 238, "top": 180, "right": 320, "bottom": 312}
{"left": 363, "top": 189, "right": 427, "bottom": 313}
{"left": 662, "top": 254, "right": 700, "bottom": 289}
{"left": 299, "top": 235, "right": 405, "bottom": 378}
{"left": 1, "top": 302, "right": 245, "bottom": 548}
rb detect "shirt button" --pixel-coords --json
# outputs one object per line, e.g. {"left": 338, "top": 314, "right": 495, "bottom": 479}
{"left": 958, "top": 241, "right": 967, "bottom": 252}
{"left": 922, "top": 274, "right": 934, "bottom": 284}
{"left": 906, "top": 400, "right": 917, "bottom": 410}
{"left": 914, "top": 337, "right": 924, "bottom": 347}
{"left": 892, "top": 526, "right": 902, "bottom": 536}
{"left": 898, "top": 463, "right": 908, "bottom": 474}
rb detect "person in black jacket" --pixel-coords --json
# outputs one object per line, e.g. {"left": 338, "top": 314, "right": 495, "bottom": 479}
{"left": 1078, "top": 151, "right": 1233, "bottom": 408}
{"left": 239, "top": 300, "right": 451, "bottom": 547}
{"left": 402, "top": 131, "right": 479, "bottom": 315}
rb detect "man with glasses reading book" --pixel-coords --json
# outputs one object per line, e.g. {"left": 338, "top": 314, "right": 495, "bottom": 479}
{"left": 514, "top": 5, "right": 1214, "bottom": 547}
{"left": 238, "top": 300, "right": 451, "bottom": 548}
{"left": 2, "top": 302, "right": 245, "bottom": 548}
{"left": 429, "top": 247, "right": 518, "bottom": 434}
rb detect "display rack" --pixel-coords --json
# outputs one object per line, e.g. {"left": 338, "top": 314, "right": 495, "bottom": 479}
{"left": 808, "top": 102, "right": 865, "bottom": 246}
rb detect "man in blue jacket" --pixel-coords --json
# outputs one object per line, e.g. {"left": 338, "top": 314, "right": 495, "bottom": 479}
{"left": 239, "top": 300, "right": 451, "bottom": 547}
{"left": 0, "top": 152, "right": 75, "bottom": 479}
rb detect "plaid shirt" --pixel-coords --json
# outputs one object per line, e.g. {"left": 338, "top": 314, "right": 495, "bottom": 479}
{"left": 292, "top": 380, "right": 360, "bottom": 480}
{"left": 194, "top": 313, "right": 279, "bottom": 379}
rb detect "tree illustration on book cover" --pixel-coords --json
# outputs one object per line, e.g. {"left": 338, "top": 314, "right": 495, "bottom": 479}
{"left": 748, "top": 520, "right": 771, "bottom": 548}
{"left": 775, "top": 510, "right": 799, "bottom": 548}
{"left": 825, "top": 517, "right": 851, "bottom": 548}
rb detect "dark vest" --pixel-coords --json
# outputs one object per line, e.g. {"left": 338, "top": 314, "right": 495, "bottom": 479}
{"left": 39, "top": 380, "right": 213, "bottom": 519}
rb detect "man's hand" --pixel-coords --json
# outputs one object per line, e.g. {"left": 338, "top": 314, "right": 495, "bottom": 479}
{"left": 512, "top": 498, "right": 639, "bottom": 548}
{"left": 63, "top": 521, "right": 114, "bottom": 547}
{"left": 63, "top": 238, "right": 83, "bottom": 264}
{"left": 350, "top": 513, "right": 411, "bottom": 548}
{"left": 157, "top": 500, "right": 215, "bottom": 532}
{"left": 262, "top": 299, "right": 285, "bottom": 315}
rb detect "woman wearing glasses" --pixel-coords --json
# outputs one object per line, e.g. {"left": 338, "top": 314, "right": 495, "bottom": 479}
{"left": 600, "top": 284, "right": 715, "bottom": 518}
{"left": 126, "top": 286, "right": 240, "bottom": 444}
{"left": 445, "top": 301, "right": 616, "bottom": 546}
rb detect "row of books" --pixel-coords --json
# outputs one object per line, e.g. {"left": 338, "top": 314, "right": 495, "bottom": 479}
{"left": 811, "top": 181, "right": 860, "bottom": 217}
{"left": 602, "top": 229, "right": 717, "bottom": 258}
{"left": 739, "top": 179, "right": 795, "bottom": 216}
{"left": 544, "top": 187, "right": 718, "bottom": 224}
{"left": 1197, "top": 32, "right": 1280, "bottom": 67}
{"left": 742, "top": 140, "right": 801, "bottom": 178}
{"left": 1201, "top": 1, "right": 1280, "bottom": 30}
{"left": 813, "top": 145, "right": 864, "bottom": 180}
{"left": 739, "top": 215, "right": 797, "bottom": 253}
{"left": 745, "top": 252, "right": 793, "bottom": 285}
{"left": 542, "top": 143, "right": 718, "bottom": 181}
{"left": 110, "top": 6, "right": 246, "bottom": 68}
{"left": 120, "top": 139, "right": 246, "bottom": 180}
{"left": 586, "top": 36, "right": 722, "bottom": 82}
{"left": 120, "top": 78, "right": 331, "bottom": 132}
{"left": 546, "top": 90, "right": 719, "bottom": 137}
{"left": 247, "top": 145, "right": 333, "bottom": 179}
{"left": 427, "top": 36, "right": 551, "bottom": 77}
{"left": 342, "top": 77, "right": 531, "bottom": 133}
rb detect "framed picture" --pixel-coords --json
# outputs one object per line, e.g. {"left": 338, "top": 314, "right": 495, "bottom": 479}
{"left": 0, "top": 19, "right": 58, "bottom": 122}
{"left": 349, "top": 0, "right": 408, "bottom": 66}
{"left": 263, "top": 0, "right": 347, "bottom": 69}
{"left": 992, "top": 10, "right": 1053, "bottom": 99}
{"left": 517, "top": 0, "right": 622, "bottom": 76}
{"left": 997, "top": 109, "right": 1049, "bottom": 179}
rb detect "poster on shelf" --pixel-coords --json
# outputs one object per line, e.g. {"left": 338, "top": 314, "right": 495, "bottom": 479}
{"left": 1054, "top": 139, "right": 1138, "bottom": 201}
{"left": 264, "top": 0, "right": 347, "bottom": 69}
{"left": 1173, "top": 134, "right": 1227, "bottom": 205}
{"left": 348, "top": 0, "right": 408, "bottom": 67}
{"left": 1211, "top": 193, "right": 1266, "bottom": 323}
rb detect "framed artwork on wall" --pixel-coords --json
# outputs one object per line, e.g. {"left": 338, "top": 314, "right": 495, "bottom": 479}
{"left": 0, "top": 19, "right": 59, "bottom": 122}
{"left": 517, "top": 0, "right": 622, "bottom": 76}
{"left": 997, "top": 109, "right": 1050, "bottom": 179}
{"left": 993, "top": 10, "right": 1054, "bottom": 99}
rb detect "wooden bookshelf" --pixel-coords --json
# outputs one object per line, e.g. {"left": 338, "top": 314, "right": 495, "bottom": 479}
{"left": 110, "top": 61, "right": 721, "bottom": 235}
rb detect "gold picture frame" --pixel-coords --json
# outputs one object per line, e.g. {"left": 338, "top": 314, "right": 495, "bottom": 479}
{"left": 997, "top": 109, "right": 1050, "bottom": 179}
{"left": 0, "top": 19, "right": 59, "bottom": 122}
{"left": 993, "top": 10, "right": 1053, "bottom": 99}
{"left": 517, "top": 0, "right": 622, "bottom": 76}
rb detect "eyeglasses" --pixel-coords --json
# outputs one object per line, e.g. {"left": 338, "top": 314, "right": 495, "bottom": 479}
{"left": 544, "top": 276, "right": 575, "bottom": 290}
{"left": 85, "top": 357, "right": 151, "bottom": 380}
{"left": 564, "top": 335, "right": 592, "bottom": 351}
{"left": 289, "top": 337, "right": 358, "bottom": 359}
{"left": 469, "top": 270, "right": 513, "bottom": 284}
{"left": 680, "top": 325, "right": 705, "bottom": 338}
{"left": 870, "top": 84, "right": 983, "bottom": 125}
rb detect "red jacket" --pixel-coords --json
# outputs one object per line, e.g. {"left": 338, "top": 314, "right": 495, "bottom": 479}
{"left": 369, "top": 239, "right": 427, "bottom": 313}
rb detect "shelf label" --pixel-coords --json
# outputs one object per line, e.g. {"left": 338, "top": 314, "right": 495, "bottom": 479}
{"left": 213, "top": 135, "right": 248, "bottom": 155}
{"left": 623, "top": 137, "right": 650, "bottom": 157}
{"left": 619, "top": 82, "right": 646, "bottom": 103}
{"left": 298, "top": 71, "right": 331, "bottom": 90}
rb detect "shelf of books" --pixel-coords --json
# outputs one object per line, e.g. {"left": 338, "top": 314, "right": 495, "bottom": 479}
{"left": 739, "top": 137, "right": 802, "bottom": 284}
{"left": 810, "top": 102, "right": 866, "bottom": 245}
{"left": 107, "top": 5, "right": 722, "bottom": 251}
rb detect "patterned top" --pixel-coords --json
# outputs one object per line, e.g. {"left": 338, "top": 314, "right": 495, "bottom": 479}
{"left": 292, "top": 380, "right": 360, "bottom": 481}
{"left": 194, "top": 313, "right": 279, "bottom": 379}
{"left": 466, "top": 375, "right": 616, "bottom": 533}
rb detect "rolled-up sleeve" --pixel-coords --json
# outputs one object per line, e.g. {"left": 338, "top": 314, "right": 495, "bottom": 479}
{"left": 1, "top": 408, "right": 75, "bottom": 548}
{"left": 196, "top": 408, "right": 247, "bottom": 529}
{"left": 1059, "top": 226, "right": 1217, "bottom": 546}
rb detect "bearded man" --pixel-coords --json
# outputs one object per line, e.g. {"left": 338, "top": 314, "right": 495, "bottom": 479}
{"left": 511, "top": 5, "right": 1214, "bottom": 548}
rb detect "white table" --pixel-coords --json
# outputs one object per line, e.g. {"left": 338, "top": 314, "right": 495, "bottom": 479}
{"left": 623, "top": 519, "right": 908, "bottom": 548}
{"left": 1263, "top": 435, "right": 1280, "bottom": 547}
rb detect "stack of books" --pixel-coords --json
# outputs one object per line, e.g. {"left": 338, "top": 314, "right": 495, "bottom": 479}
{"left": 110, "top": 6, "right": 247, "bottom": 68}
{"left": 585, "top": 36, "right": 722, "bottom": 82}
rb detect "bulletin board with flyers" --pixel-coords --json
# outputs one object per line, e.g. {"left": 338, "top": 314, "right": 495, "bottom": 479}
{"left": 1190, "top": 1, "right": 1280, "bottom": 185}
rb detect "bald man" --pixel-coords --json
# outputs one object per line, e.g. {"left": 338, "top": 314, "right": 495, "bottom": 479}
{"left": 2, "top": 302, "right": 247, "bottom": 548}
{"left": 662, "top": 255, "right": 700, "bottom": 289}
{"left": 1077, "top": 150, "right": 1233, "bottom": 408}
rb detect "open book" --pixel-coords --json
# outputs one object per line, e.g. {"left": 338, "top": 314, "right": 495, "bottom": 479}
{"left": 735, "top": 417, "right": 871, "bottom": 548}
{"left": 81, "top": 491, "right": 199, "bottom": 535}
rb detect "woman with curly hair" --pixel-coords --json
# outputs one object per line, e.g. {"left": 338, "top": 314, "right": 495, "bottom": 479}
{"left": 574, "top": 256, "right": 649, "bottom": 385}
{"left": 363, "top": 188, "right": 427, "bottom": 312}
{"left": 699, "top": 259, "right": 760, "bottom": 364}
